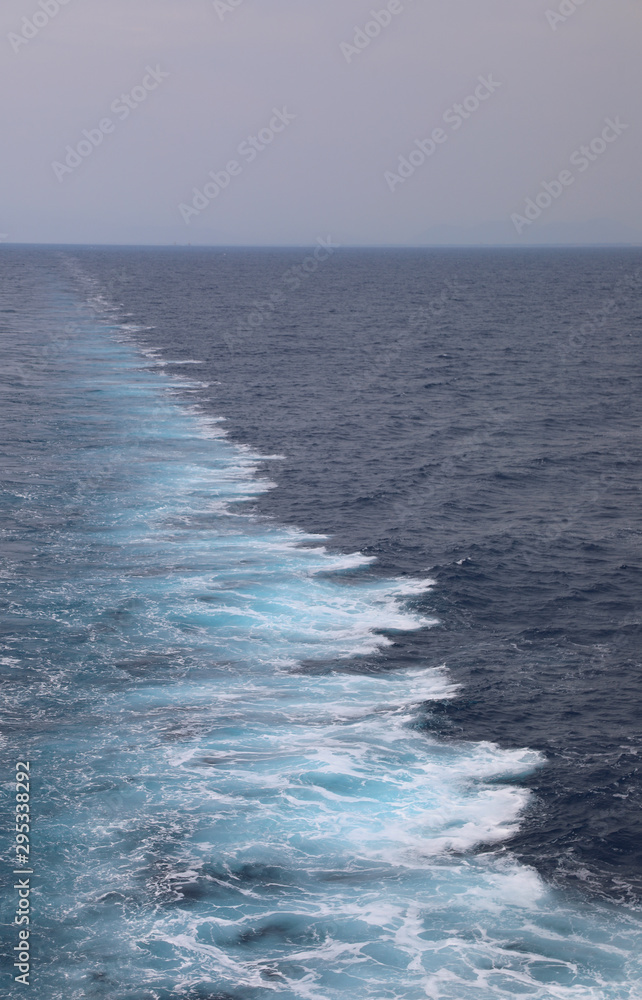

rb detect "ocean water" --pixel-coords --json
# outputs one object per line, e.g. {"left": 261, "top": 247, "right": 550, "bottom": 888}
{"left": 0, "top": 246, "right": 641, "bottom": 999}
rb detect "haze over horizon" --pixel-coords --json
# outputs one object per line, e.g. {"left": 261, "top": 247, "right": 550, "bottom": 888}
{"left": 1, "top": 0, "right": 640, "bottom": 247}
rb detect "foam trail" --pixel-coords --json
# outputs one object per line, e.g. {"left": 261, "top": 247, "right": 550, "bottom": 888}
{"left": 1, "top": 267, "right": 641, "bottom": 1000}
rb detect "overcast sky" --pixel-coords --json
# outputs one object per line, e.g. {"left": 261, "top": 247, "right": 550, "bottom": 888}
{"left": 1, "top": 0, "right": 640, "bottom": 245}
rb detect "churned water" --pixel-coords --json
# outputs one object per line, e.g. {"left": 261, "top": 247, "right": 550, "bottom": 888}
{"left": 1, "top": 246, "right": 641, "bottom": 999}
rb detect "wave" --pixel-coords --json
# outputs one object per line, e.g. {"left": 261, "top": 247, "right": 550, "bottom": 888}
{"left": 2, "top": 258, "right": 640, "bottom": 999}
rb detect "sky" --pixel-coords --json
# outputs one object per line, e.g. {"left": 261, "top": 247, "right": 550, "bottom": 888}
{"left": 1, "top": 0, "right": 640, "bottom": 246}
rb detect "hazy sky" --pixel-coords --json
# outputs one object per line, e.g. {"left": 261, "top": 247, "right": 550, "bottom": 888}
{"left": 1, "top": 0, "right": 640, "bottom": 245}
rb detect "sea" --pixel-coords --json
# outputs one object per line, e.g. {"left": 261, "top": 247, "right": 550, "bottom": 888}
{"left": 1, "top": 244, "right": 641, "bottom": 999}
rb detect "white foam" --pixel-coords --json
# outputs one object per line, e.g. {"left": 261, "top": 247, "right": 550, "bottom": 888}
{"left": 37, "top": 262, "right": 641, "bottom": 1000}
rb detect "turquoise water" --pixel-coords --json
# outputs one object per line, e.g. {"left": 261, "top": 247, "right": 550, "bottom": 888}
{"left": 1, "top": 260, "right": 641, "bottom": 999}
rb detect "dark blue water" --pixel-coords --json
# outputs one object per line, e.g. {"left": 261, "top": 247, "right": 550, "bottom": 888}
{"left": 1, "top": 245, "right": 641, "bottom": 998}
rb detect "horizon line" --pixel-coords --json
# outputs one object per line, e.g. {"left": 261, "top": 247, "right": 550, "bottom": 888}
{"left": 2, "top": 241, "right": 642, "bottom": 250}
